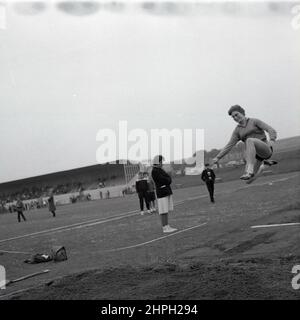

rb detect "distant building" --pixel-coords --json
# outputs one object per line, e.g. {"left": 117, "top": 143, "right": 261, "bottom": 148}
{"left": 184, "top": 166, "right": 204, "bottom": 175}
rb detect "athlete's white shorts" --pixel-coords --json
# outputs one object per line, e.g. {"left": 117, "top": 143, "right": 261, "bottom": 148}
{"left": 157, "top": 195, "right": 174, "bottom": 214}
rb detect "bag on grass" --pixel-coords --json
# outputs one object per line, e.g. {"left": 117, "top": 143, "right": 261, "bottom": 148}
{"left": 24, "top": 253, "right": 52, "bottom": 264}
{"left": 51, "top": 246, "right": 67, "bottom": 262}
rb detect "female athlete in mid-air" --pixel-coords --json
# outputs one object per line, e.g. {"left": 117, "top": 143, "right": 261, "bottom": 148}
{"left": 213, "top": 105, "right": 277, "bottom": 181}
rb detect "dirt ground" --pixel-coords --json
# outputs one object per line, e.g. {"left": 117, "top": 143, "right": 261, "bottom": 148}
{"left": 0, "top": 172, "right": 300, "bottom": 300}
{"left": 8, "top": 253, "right": 300, "bottom": 300}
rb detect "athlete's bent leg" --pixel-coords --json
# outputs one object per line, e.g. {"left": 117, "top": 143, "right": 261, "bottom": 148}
{"left": 244, "top": 138, "right": 272, "bottom": 175}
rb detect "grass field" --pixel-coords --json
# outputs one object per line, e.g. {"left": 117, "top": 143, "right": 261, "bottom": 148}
{"left": 0, "top": 169, "right": 300, "bottom": 300}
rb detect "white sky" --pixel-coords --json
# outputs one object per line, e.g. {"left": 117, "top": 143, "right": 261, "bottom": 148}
{"left": 0, "top": 1, "right": 300, "bottom": 183}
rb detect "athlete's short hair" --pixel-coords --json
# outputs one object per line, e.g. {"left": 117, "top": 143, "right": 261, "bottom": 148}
{"left": 228, "top": 105, "right": 245, "bottom": 116}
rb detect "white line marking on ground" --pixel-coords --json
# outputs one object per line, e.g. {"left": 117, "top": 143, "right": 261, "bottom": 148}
{"left": 105, "top": 222, "right": 208, "bottom": 252}
{"left": 46, "top": 212, "right": 138, "bottom": 234}
{"left": 174, "top": 200, "right": 185, "bottom": 205}
{"left": 251, "top": 222, "right": 300, "bottom": 229}
{"left": 0, "top": 286, "right": 38, "bottom": 299}
{"left": 0, "top": 210, "right": 139, "bottom": 244}
{"left": 0, "top": 249, "right": 31, "bottom": 254}
{"left": 187, "top": 195, "right": 207, "bottom": 201}
{"left": 244, "top": 174, "right": 299, "bottom": 188}
{"left": 0, "top": 194, "right": 206, "bottom": 244}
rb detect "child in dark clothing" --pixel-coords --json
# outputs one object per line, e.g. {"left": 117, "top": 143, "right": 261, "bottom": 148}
{"left": 136, "top": 172, "right": 151, "bottom": 215}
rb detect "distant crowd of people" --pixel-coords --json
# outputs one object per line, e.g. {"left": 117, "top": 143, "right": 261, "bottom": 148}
{"left": 0, "top": 176, "right": 127, "bottom": 210}
{"left": 0, "top": 198, "right": 47, "bottom": 214}
{"left": 0, "top": 181, "right": 84, "bottom": 205}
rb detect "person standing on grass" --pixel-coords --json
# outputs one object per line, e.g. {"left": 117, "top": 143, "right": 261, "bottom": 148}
{"left": 201, "top": 163, "right": 216, "bottom": 203}
{"left": 212, "top": 105, "right": 277, "bottom": 180}
{"left": 48, "top": 192, "right": 56, "bottom": 217}
{"left": 151, "top": 155, "right": 177, "bottom": 233}
{"left": 144, "top": 172, "right": 156, "bottom": 213}
{"left": 15, "top": 197, "right": 26, "bottom": 222}
{"left": 136, "top": 172, "right": 151, "bottom": 215}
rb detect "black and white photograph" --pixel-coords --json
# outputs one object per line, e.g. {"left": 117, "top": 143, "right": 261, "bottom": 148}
{"left": 0, "top": 0, "right": 300, "bottom": 305}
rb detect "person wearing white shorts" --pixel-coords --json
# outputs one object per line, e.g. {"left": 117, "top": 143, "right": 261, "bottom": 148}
{"left": 151, "top": 155, "right": 177, "bottom": 233}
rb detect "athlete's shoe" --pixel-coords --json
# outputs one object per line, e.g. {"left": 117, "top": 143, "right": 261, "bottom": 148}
{"left": 140, "top": 211, "right": 144, "bottom": 215}
{"left": 246, "top": 163, "right": 265, "bottom": 184}
{"left": 263, "top": 159, "right": 278, "bottom": 166}
{"left": 240, "top": 173, "right": 255, "bottom": 180}
{"left": 147, "top": 210, "right": 151, "bottom": 214}
{"left": 163, "top": 225, "right": 178, "bottom": 233}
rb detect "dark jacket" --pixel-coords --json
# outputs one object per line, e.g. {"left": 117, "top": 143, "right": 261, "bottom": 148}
{"left": 135, "top": 179, "right": 149, "bottom": 194}
{"left": 151, "top": 166, "right": 173, "bottom": 198}
{"left": 147, "top": 179, "right": 155, "bottom": 193}
{"left": 48, "top": 196, "right": 56, "bottom": 212}
{"left": 201, "top": 168, "right": 215, "bottom": 183}
{"left": 15, "top": 200, "right": 24, "bottom": 212}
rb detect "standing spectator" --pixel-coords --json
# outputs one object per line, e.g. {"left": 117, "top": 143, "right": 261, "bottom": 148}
{"left": 135, "top": 172, "right": 151, "bottom": 215}
{"left": 48, "top": 192, "right": 56, "bottom": 217}
{"left": 201, "top": 163, "right": 216, "bottom": 203}
{"left": 15, "top": 198, "right": 26, "bottom": 223}
{"left": 151, "top": 155, "right": 177, "bottom": 233}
